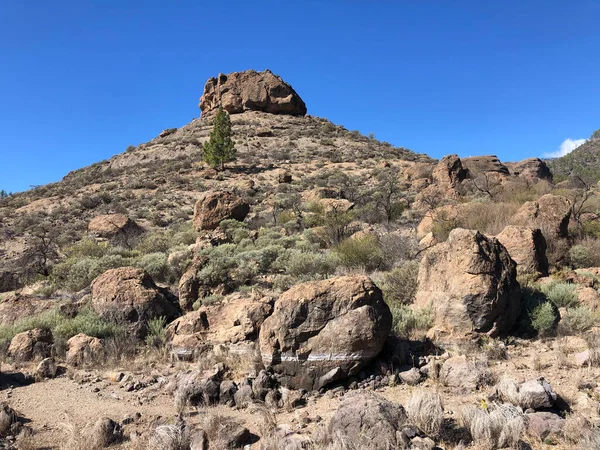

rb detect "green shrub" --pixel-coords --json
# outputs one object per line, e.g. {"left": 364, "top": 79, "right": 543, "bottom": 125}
{"left": 559, "top": 306, "right": 598, "bottom": 335}
{"left": 390, "top": 304, "right": 433, "bottom": 339}
{"left": 541, "top": 281, "right": 579, "bottom": 308}
{"left": 136, "top": 232, "right": 172, "bottom": 254}
{"left": 333, "top": 235, "right": 382, "bottom": 271}
{"left": 382, "top": 261, "right": 419, "bottom": 306}
{"left": 531, "top": 302, "right": 558, "bottom": 337}
{"left": 137, "top": 252, "right": 172, "bottom": 282}
{"left": 284, "top": 251, "right": 337, "bottom": 279}
{"left": 145, "top": 316, "right": 167, "bottom": 348}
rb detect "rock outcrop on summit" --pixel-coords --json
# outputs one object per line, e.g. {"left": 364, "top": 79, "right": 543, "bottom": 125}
{"left": 199, "top": 70, "right": 307, "bottom": 116}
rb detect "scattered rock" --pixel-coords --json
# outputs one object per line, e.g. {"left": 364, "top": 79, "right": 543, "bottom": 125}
{"left": 192, "top": 190, "right": 250, "bottom": 231}
{"left": 87, "top": 214, "right": 142, "bottom": 245}
{"left": 497, "top": 377, "right": 557, "bottom": 410}
{"left": 439, "top": 355, "right": 481, "bottom": 391}
{"left": 8, "top": 328, "right": 52, "bottom": 361}
{"left": 90, "top": 267, "right": 179, "bottom": 338}
{"left": 328, "top": 392, "right": 407, "bottom": 450}
{"left": 259, "top": 276, "right": 392, "bottom": 390}
{"left": 399, "top": 367, "right": 422, "bottom": 386}
{"left": 414, "top": 228, "right": 521, "bottom": 342}
{"left": 35, "top": 357, "right": 58, "bottom": 379}
{"left": 66, "top": 333, "right": 105, "bottom": 366}
{"left": 525, "top": 411, "right": 564, "bottom": 440}
{"left": 199, "top": 69, "right": 307, "bottom": 116}
{"left": 496, "top": 226, "right": 549, "bottom": 277}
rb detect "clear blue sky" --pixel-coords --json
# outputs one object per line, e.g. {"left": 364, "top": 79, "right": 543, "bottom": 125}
{"left": 1, "top": 1, "right": 599, "bottom": 193}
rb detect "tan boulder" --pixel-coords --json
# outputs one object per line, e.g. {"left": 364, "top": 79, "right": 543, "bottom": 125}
{"left": 87, "top": 214, "right": 141, "bottom": 242}
{"left": 193, "top": 190, "right": 250, "bottom": 231}
{"left": 461, "top": 155, "right": 509, "bottom": 176}
{"left": 177, "top": 255, "right": 209, "bottom": 312}
{"left": 576, "top": 286, "right": 600, "bottom": 310}
{"left": 319, "top": 198, "right": 354, "bottom": 213}
{"left": 432, "top": 154, "right": 467, "bottom": 189}
{"left": 301, "top": 187, "right": 340, "bottom": 203}
{"left": 259, "top": 276, "right": 392, "bottom": 390}
{"left": 414, "top": 228, "right": 521, "bottom": 342}
{"left": 199, "top": 70, "right": 307, "bottom": 116}
{"left": 496, "top": 226, "right": 549, "bottom": 277}
{"left": 166, "top": 295, "right": 273, "bottom": 359}
{"left": 8, "top": 328, "right": 53, "bottom": 361}
{"left": 66, "top": 333, "right": 105, "bottom": 366}
{"left": 511, "top": 194, "right": 571, "bottom": 238}
{"left": 506, "top": 158, "right": 552, "bottom": 181}
{"left": 90, "top": 267, "right": 179, "bottom": 338}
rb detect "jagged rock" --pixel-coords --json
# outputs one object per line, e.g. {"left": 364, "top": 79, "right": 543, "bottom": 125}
{"left": 506, "top": 158, "right": 553, "bottom": 181}
{"left": 497, "top": 377, "right": 557, "bottom": 410}
{"left": 511, "top": 194, "right": 571, "bottom": 239}
{"left": 462, "top": 155, "right": 509, "bottom": 176}
{"left": 66, "top": 333, "right": 105, "bottom": 366}
{"left": 87, "top": 214, "right": 142, "bottom": 245}
{"left": 193, "top": 190, "right": 250, "bottom": 231}
{"left": 259, "top": 276, "right": 392, "bottom": 390}
{"left": 219, "top": 380, "right": 238, "bottom": 407}
{"left": 90, "top": 267, "right": 179, "bottom": 338}
{"left": 496, "top": 226, "right": 549, "bottom": 277}
{"left": 414, "top": 228, "right": 521, "bottom": 342}
{"left": 277, "top": 170, "right": 292, "bottom": 183}
{"left": 398, "top": 367, "right": 422, "bottom": 386}
{"left": 252, "top": 369, "right": 276, "bottom": 400}
{"left": 177, "top": 255, "right": 208, "bottom": 311}
{"left": 199, "top": 69, "right": 307, "bottom": 116}
{"left": 8, "top": 328, "right": 52, "bottom": 361}
{"left": 525, "top": 412, "right": 564, "bottom": 439}
{"left": 432, "top": 154, "right": 467, "bottom": 189}
{"left": 328, "top": 392, "right": 407, "bottom": 450}
{"left": 35, "top": 357, "right": 58, "bottom": 379}
{"left": 233, "top": 382, "right": 254, "bottom": 408}
{"left": 166, "top": 295, "right": 272, "bottom": 358}
{"left": 174, "top": 368, "right": 223, "bottom": 409}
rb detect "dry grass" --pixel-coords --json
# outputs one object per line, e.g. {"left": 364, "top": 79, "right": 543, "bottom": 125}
{"left": 458, "top": 402, "right": 524, "bottom": 450}
{"left": 405, "top": 389, "right": 444, "bottom": 436}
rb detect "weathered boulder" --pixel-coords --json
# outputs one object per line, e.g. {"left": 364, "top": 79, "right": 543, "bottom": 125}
{"left": 90, "top": 267, "right": 179, "bottom": 338}
{"left": 66, "top": 333, "right": 105, "bottom": 366}
{"left": 506, "top": 158, "right": 553, "bottom": 181}
{"left": 497, "top": 377, "right": 557, "bottom": 410}
{"left": 200, "top": 70, "right": 307, "bottom": 116}
{"left": 87, "top": 214, "right": 142, "bottom": 244}
{"left": 35, "top": 357, "right": 58, "bottom": 379}
{"left": 414, "top": 228, "right": 521, "bottom": 341}
{"left": 8, "top": 328, "right": 53, "bottom": 361}
{"left": 511, "top": 194, "right": 571, "bottom": 239}
{"left": 496, "top": 226, "right": 549, "bottom": 277}
{"left": 193, "top": 190, "right": 250, "bottom": 231}
{"left": 432, "top": 154, "right": 467, "bottom": 189}
{"left": 0, "top": 293, "right": 56, "bottom": 326}
{"left": 462, "top": 155, "right": 509, "bottom": 176}
{"left": 177, "top": 256, "right": 208, "bottom": 312}
{"left": 166, "top": 295, "right": 273, "bottom": 359}
{"left": 439, "top": 355, "right": 481, "bottom": 391}
{"left": 328, "top": 392, "right": 407, "bottom": 450}
{"left": 259, "top": 276, "right": 392, "bottom": 390}
{"left": 525, "top": 412, "right": 564, "bottom": 440}
{"left": 92, "top": 417, "right": 122, "bottom": 448}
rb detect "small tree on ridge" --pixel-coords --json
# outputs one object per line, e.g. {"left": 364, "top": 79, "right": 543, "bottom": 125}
{"left": 202, "top": 107, "right": 236, "bottom": 171}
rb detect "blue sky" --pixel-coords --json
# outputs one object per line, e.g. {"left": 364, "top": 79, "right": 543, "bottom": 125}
{"left": 1, "top": 1, "right": 599, "bottom": 193}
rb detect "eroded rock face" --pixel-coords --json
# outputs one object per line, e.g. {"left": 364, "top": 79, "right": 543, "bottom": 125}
{"left": 87, "top": 214, "right": 142, "bottom": 243}
{"left": 90, "top": 267, "right": 179, "bottom": 338}
{"left": 165, "top": 295, "right": 273, "bottom": 359}
{"left": 199, "top": 70, "right": 307, "bottom": 116}
{"left": 259, "top": 276, "right": 392, "bottom": 390}
{"left": 328, "top": 392, "right": 407, "bottom": 450}
{"left": 462, "top": 155, "right": 509, "bottom": 176}
{"left": 414, "top": 228, "right": 521, "bottom": 341}
{"left": 496, "top": 226, "right": 549, "bottom": 277}
{"left": 193, "top": 190, "right": 250, "bottom": 231}
{"left": 511, "top": 194, "right": 571, "bottom": 239}
{"left": 506, "top": 158, "right": 552, "bottom": 181}
{"left": 432, "top": 154, "right": 467, "bottom": 189}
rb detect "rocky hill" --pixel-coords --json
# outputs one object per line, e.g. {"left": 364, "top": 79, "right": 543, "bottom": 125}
{"left": 1, "top": 70, "right": 600, "bottom": 449}
{"left": 546, "top": 130, "right": 600, "bottom": 183}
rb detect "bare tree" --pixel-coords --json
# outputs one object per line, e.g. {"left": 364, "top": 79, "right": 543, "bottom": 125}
{"left": 23, "top": 223, "right": 59, "bottom": 277}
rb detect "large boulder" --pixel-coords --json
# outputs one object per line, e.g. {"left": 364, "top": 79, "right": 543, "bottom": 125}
{"left": 511, "top": 194, "right": 571, "bottom": 239}
{"left": 259, "top": 276, "right": 392, "bottom": 390}
{"left": 8, "top": 328, "right": 53, "bottom": 361}
{"left": 328, "top": 392, "right": 407, "bottom": 450}
{"left": 166, "top": 295, "right": 273, "bottom": 359}
{"left": 414, "top": 228, "right": 521, "bottom": 341}
{"left": 193, "top": 190, "right": 250, "bottom": 231}
{"left": 87, "top": 214, "right": 142, "bottom": 245}
{"left": 496, "top": 226, "right": 549, "bottom": 277}
{"left": 432, "top": 154, "right": 467, "bottom": 189}
{"left": 461, "top": 155, "right": 509, "bottom": 176}
{"left": 199, "top": 70, "right": 307, "bottom": 116}
{"left": 506, "top": 158, "right": 552, "bottom": 181}
{"left": 90, "top": 267, "right": 179, "bottom": 338}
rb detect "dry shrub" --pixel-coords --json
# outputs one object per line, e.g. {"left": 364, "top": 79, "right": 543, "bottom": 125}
{"left": 405, "top": 389, "right": 444, "bottom": 436}
{"left": 560, "top": 414, "right": 600, "bottom": 449}
{"left": 146, "top": 424, "right": 191, "bottom": 450}
{"left": 458, "top": 403, "right": 523, "bottom": 450}
{"left": 458, "top": 202, "right": 520, "bottom": 236}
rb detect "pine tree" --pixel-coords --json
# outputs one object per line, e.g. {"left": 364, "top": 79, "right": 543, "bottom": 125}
{"left": 202, "top": 107, "right": 236, "bottom": 171}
